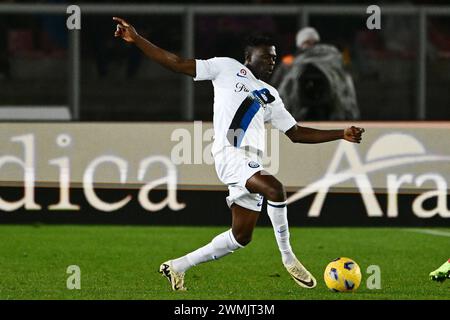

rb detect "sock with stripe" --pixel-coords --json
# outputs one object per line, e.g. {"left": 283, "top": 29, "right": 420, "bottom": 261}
{"left": 267, "top": 200, "right": 296, "bottom": 266}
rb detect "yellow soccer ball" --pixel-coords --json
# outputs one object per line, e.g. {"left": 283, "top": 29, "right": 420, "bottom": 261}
{"left": 324, "top": 257, "right": 362, "bottom": 292}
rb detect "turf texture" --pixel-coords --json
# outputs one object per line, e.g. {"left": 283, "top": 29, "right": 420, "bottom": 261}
{"left": 0, "top": 225, "right": 448, "bottom": 300}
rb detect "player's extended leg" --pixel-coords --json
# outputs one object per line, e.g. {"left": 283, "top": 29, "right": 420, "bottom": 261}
{"left": 230, "top": 204, "right": 260, "bottom": 246}
{"left": 159, "top": 204, "right": 259, "bottom": 291}
{"left": 246, "top": 171, "right": 317, "bottom": 288}
{"left": 429, "top": 259, "right": 450, "bottom": 282}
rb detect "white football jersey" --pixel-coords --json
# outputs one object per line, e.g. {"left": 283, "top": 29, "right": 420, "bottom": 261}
{"left": 194, "top": 57, "right": 297, "bottom": 156}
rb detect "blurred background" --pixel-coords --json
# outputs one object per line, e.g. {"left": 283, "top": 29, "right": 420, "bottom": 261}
{"left": 1, "top": 0, "right": 450, "bottom": 121}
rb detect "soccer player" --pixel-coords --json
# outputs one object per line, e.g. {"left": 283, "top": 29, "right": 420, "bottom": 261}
{"left": 429, "top": 259, "right": 450, "bottom": 282}
{"left": 114, "top": 17, "right": 365, "bottom": 291}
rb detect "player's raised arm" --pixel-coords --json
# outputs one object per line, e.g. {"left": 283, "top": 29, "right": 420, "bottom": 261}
{"left": 285, "top": 124, "right": 365, "bottom": 144}
{"left": 113, "top": 17, "right": 196, "bottom": 77}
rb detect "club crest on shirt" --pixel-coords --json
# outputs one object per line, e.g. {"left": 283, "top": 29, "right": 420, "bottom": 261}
{"left": 248, "top": 161, "right": 260, "bottom": 168}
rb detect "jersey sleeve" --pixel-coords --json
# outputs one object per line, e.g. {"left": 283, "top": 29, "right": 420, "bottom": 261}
{"left": 194, "top": 57, "right": 223, "bottom": 81}
{"left": 266, "top": 90, "right": 297, "bottom": 133}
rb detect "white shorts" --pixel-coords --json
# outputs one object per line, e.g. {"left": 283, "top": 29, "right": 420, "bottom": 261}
{"left": 214, "top": 146, "right": 264, "bottom": 212}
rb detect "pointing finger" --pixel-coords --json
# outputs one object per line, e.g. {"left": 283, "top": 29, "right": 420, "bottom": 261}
{"left": 112, "top": 17, "right": 124, "bottom": 23}
{"left": 113, "top": 17, "right": 130, "bottom": 27}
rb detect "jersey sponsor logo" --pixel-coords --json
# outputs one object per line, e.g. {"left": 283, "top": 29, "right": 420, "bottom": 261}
{"left": 248, "top": 161, "right": 260, "bottom": 168}
{"left": 234, "top": 82, "right": 250, "bottom": 93}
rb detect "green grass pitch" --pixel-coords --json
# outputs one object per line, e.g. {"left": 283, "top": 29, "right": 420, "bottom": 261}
{"left": 0, "top": 225, "right": 448, "bottom": 300}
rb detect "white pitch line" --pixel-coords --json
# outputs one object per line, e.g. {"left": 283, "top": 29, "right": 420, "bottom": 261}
{"left": 406, "top": 229, "right": 450, "bottom": 238}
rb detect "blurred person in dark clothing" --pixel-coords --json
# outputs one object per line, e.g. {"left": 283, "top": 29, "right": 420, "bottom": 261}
{"left": 0, "top": 0, "right": 14, "bottom": 79}
{"left": 272, "top": 27, "right": 360, "bottom": 121}
{"left": 0, "top": 18, "right": 11, "bottom": 80}
{"left": 85, "top": 14, "right": 143, "bottom": 79}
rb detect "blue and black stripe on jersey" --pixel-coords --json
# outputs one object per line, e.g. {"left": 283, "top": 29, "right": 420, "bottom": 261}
{"left": 227, "top": 88, "right": 275, "bottom": 147}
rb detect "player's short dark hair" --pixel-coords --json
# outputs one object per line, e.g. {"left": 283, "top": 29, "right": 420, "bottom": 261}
{"left": 243, "top": 34, "right": 276, "bottom": 58}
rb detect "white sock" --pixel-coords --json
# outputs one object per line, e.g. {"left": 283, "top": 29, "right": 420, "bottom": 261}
{"left": 267, "top": 200, "right": 296, "bottom": 265}
{"left": 171, "top": 229, "right": 243, "bottom": 273}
